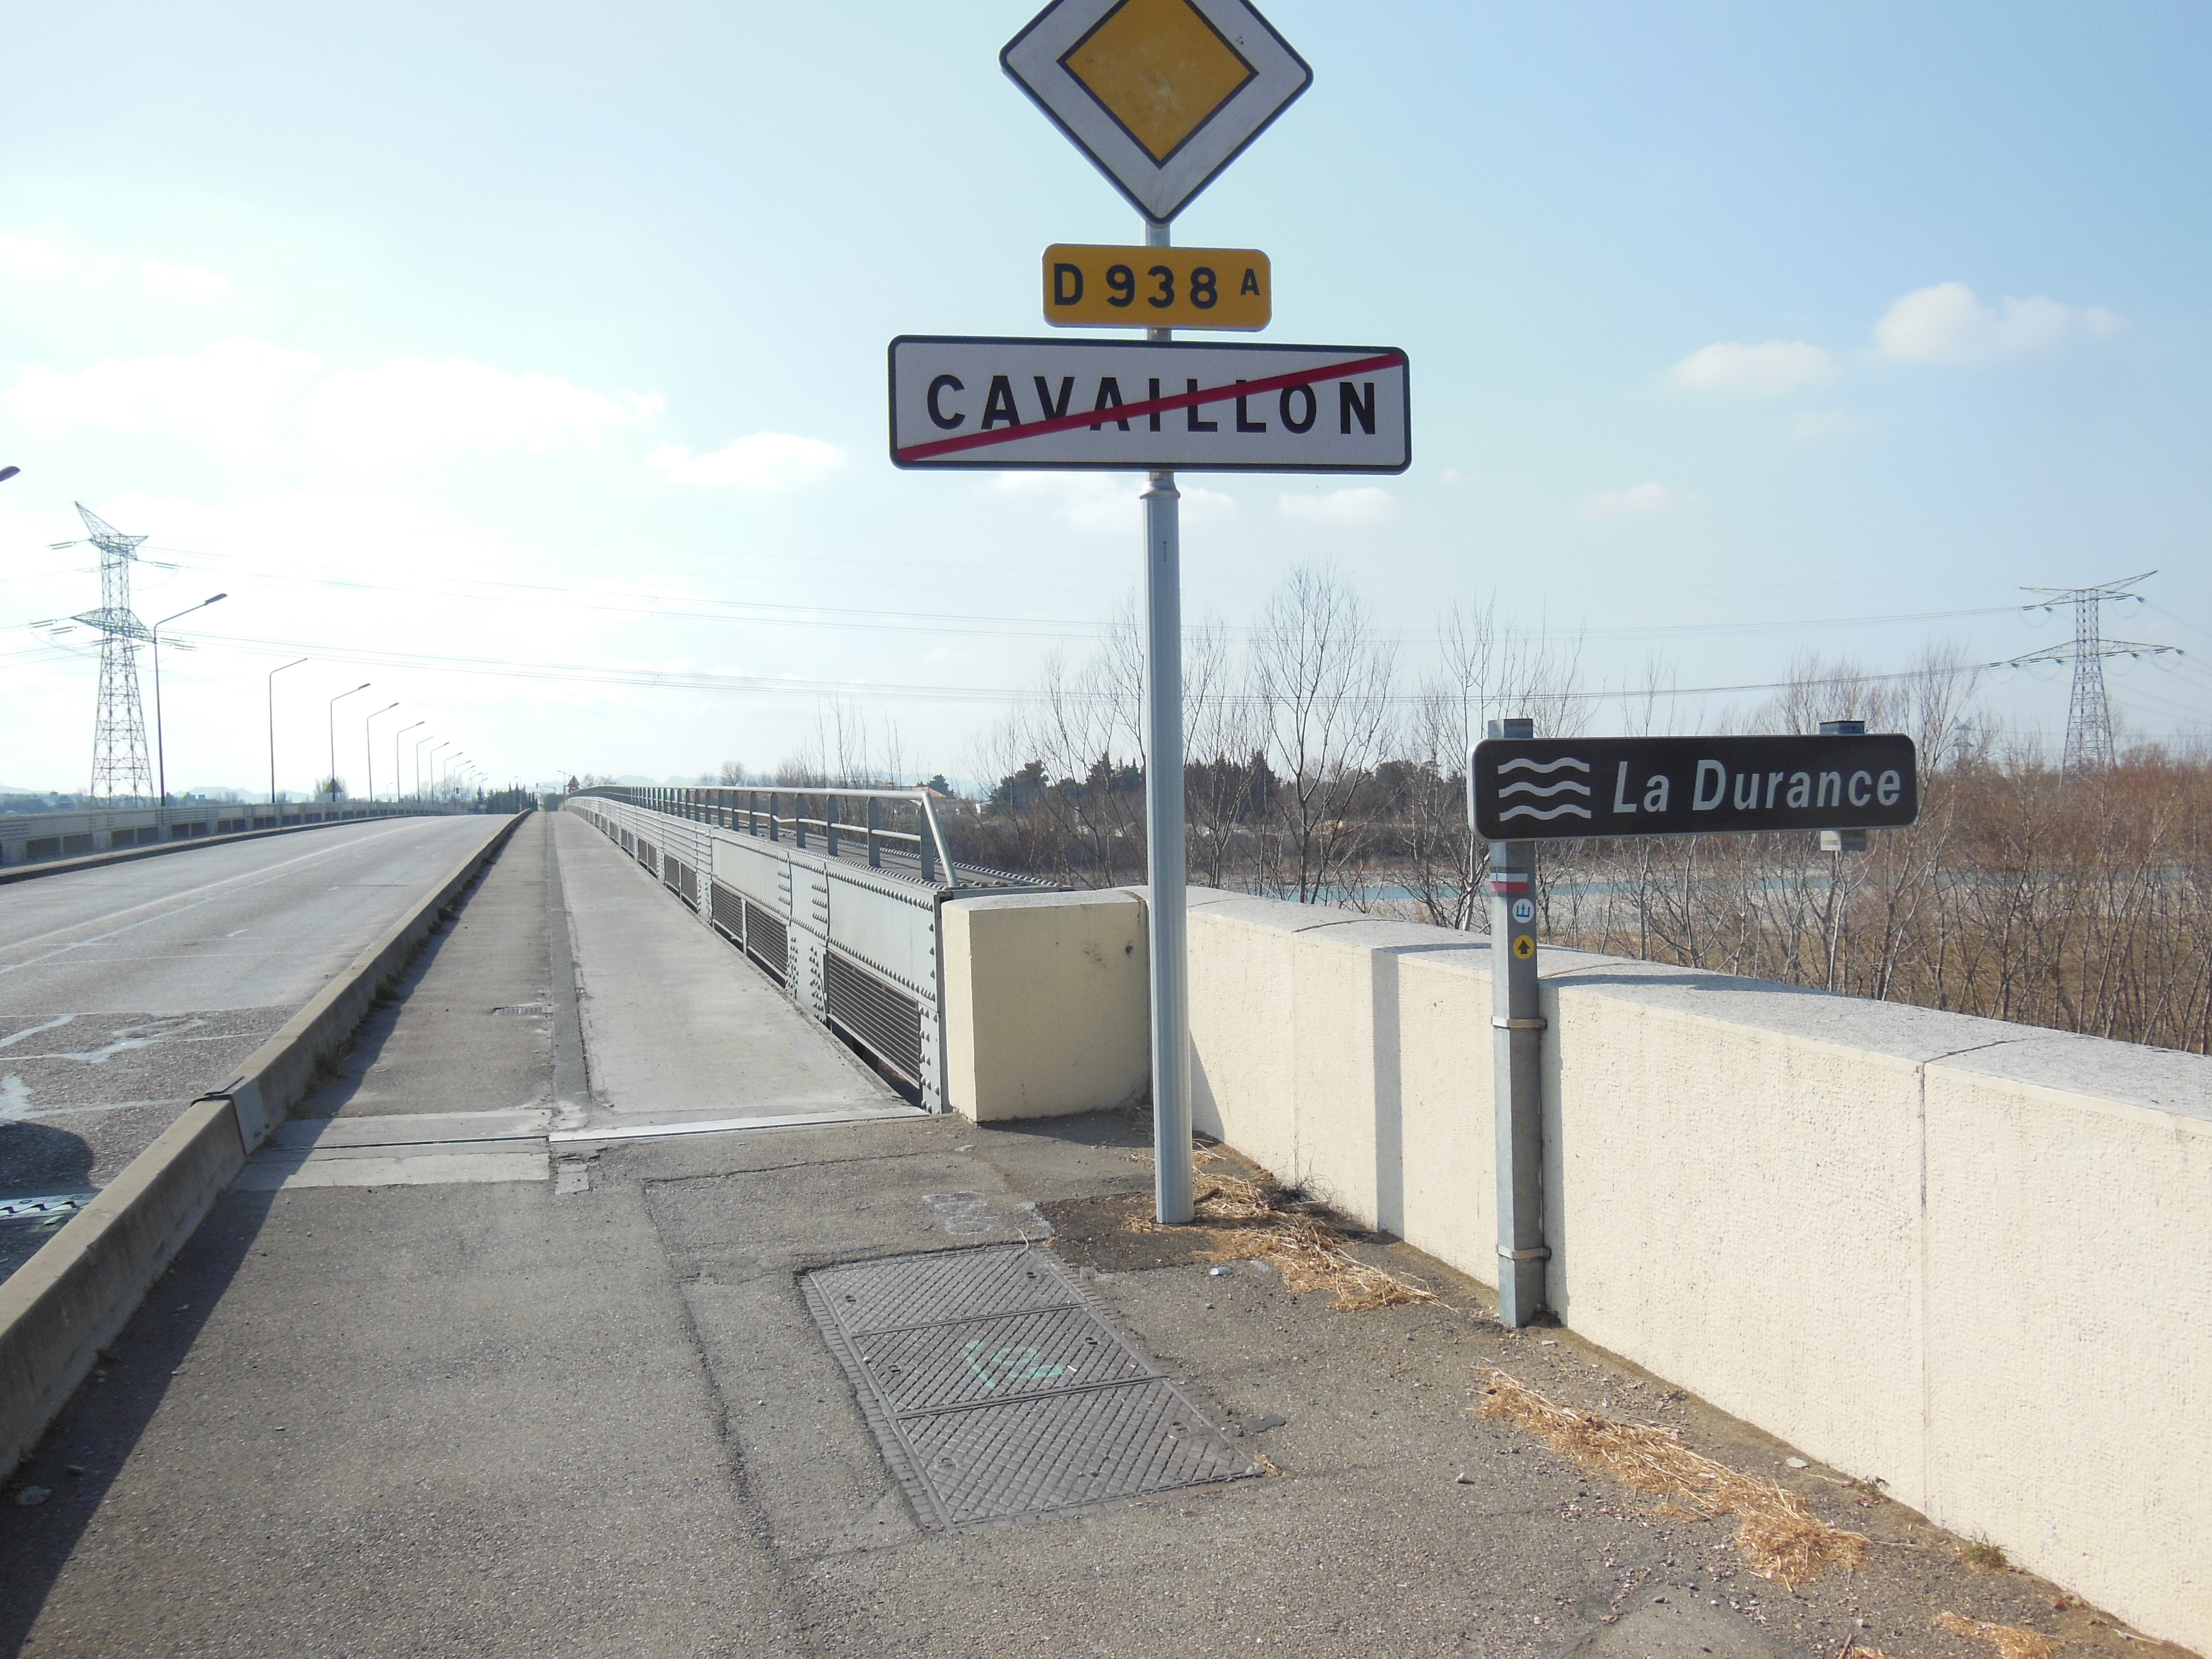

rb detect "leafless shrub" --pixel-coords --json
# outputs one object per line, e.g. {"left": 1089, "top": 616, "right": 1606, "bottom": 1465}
{"left": 962, "top": 587, "right": 2210, "bottom": 1054}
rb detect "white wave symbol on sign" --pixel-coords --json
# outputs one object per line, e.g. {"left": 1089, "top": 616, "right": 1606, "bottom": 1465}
{"left": 1499, "top": 780, "right": 1590, "bottom": 799}
{"left": 1496, "top": 756, "right": 1590, "bottom": 774}
{"left": 1498, "top": 803, "right": 1593, "bottom": 820}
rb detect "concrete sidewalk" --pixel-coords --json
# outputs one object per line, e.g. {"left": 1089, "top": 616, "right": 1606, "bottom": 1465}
{"left": 552, "top": 809, "right": 899, "bottom": 1132}
{"left": 0, "top": 814, "right": 2168, "bottom": 1659}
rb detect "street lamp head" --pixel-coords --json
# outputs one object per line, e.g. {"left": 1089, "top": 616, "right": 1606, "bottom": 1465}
{"left": 0, "top": 466, "right": 19, "bottom": 483}
{"left": 205, "top": 592, "right": 227, "bottom": 604}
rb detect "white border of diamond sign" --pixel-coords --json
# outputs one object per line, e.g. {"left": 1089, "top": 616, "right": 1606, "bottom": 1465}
{"left": 1001, "top": 0, "right": 1314, "bottom": 223}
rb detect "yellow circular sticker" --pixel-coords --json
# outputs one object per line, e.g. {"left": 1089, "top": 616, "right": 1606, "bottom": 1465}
{"left": 1513, "top": 935, "right": 1536, "bottom": 960}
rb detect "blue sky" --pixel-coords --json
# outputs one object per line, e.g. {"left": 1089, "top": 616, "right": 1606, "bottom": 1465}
{"left": 3, "top": 1, "right": 2207, "bottom": 795}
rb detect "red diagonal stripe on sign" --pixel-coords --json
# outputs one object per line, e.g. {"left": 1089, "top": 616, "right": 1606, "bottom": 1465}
{"left": 895, "top": 349, "right": 1406, "bottom": 463}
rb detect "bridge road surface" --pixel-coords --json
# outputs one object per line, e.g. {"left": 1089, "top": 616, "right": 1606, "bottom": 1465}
{"left": 0, "top": 815, "right": 510, "bottom": 1284}
{"left": 0, "top": 809, "right": 2047, "bottom": 1658}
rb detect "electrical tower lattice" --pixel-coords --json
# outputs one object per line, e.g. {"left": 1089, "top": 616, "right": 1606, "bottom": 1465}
{"left": 70, "top": 504, "right": 156, "bottom": 799}
{"left": 2008, "top": 572, "right": 2177, "bottom": 770}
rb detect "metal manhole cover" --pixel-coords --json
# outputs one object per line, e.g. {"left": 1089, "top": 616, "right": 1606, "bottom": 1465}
{"left": 804, "top": 1243, "right": 1255, "bottom": 1528}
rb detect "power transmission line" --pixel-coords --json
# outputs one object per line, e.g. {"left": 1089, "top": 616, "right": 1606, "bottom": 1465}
{"left": 2008, "top": 574, "right": 2182, "bottom": 769}
{"left": 59, "top": 505, "right": 156, "bottom": 798}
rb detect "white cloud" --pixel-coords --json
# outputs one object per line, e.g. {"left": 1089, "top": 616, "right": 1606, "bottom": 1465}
{"left": 992, "top": 473, "right": 1234, "bottom": 532}
{"left": 1872, "top": 281, "right": 2123, "bottom": 364}
{"left": 307, "top": 359, "right": 663, "bottom": 467}
{"left": 1439, "top": 466, "right": 1482, "bottom": 488}
{"left": 650, "top": 433, "right": 843, "bottom": 490}
{"left": 1575, "top": 481, "right": 1686, "bottom": 519}
{"left": 1279, "top": 486, "right": 1397, "bottom": 525}
{"left": 139, "top": 257, "right": 231, "bottom": 301}
{"left": 0, "top": 231, "right": 231, "bottom": 297}
{"left": 1670, "top": 339, "right": 1838, "bottom": 395}
{"left": 993, "top": 473, "right": 1135, "bottom": 533}
{"left": 8, "top": 339, "right": 667, "bottom": 470}
{"left": 5, "top": 337, "right": 323, "bottom": 458}
{"left": 1180, "top": 484, "right": 1237, "bottom": 524}
{"left": 1791, "top": 409, "right": 1869, "bottom": 442}
{"left": 0, "top": 234, "right": 66, "bottom": 278}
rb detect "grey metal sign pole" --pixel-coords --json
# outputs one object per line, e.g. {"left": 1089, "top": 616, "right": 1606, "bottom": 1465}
{"left": 1485, "top": 716, "right": 1547, "bottom": 1325}
{"left": 1143, "top": 214, "right": 1193, "bottom": 1226}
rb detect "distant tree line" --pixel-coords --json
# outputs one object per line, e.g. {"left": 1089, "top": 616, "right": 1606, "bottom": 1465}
{"left": 937, "top": 565, "right": 2210, "bottom": 1055}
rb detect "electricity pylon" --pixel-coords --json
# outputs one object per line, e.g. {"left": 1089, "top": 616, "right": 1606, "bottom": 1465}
{"left": 2009, "top": 573, "right": 2178, "bottom": 770}
{"left": 68, "top": 505, "right": 156, "bottom": 798}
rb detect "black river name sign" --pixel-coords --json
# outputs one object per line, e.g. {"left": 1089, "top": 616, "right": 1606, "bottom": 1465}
{"left": 1471, "top": 734, "right": 1920, "bottom": 843}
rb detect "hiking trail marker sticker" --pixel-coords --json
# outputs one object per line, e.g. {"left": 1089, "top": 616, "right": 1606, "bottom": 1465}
{"left": 1001, "top": 0, "right": 1313, "bottom": 224}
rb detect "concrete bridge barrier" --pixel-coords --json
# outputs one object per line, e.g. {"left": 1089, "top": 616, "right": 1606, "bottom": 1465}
{"left": 939, "top": 883, "right": 2211, "bottom": 1654}
{"left": 0, "top": 813, "right": 529, "bottom": 1482}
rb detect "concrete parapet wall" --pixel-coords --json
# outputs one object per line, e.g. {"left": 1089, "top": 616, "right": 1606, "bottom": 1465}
{"left": 0, "top": 1102, "right": 243, "bottom": 1486}
{"left": 943, "top": 890, "right": 1150, "bottom": 1121}
{"left": 945, "top": 883, "right": 2211, "bottom": 1652}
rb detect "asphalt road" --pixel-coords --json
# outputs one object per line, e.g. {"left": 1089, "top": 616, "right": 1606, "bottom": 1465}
{"left": 0, "top": 814, "right": 507, "bottom": 1279}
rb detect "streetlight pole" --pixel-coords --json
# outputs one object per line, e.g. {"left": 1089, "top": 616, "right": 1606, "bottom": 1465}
{"left": 364, "top": 702, "right": 399, "bottom": 802}
{"left": 269, "top": 657, "right": 309, "bottom": 815}
{"left": 396, "top": 720, "right": 423, "bottom": 801}
{"left": 414, "top": 735, "right": 433, "bottom": 799}
{"left": 430, "top": 742, "right": 450, "bottom": 802}
{"left": 150, "top": 594, "right": 227, "bottom": 809}
{"left": 328, "top": 683, "right": 371, "bottom": 801}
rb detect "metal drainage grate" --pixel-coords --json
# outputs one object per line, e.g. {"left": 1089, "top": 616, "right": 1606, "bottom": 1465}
{"left": 744, "top": 900, "right": 788, "bottom": 983}
{"left": 709, "top": 878, "right": 744, "bottom": 942}
{"left": 804, "top": 1244, "right": 1255, "bottom": 1528}
{"left": 825, "top": 950, "right": 924, "bottom": 1086}
{"left": 0, "top": 1191, "right": 98, "bottom": 1226}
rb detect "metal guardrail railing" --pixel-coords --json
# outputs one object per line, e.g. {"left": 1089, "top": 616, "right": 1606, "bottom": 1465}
{"left": 563, "top": 785, "right": 1054, "bottom": 1114}
{"left": 567, "top": 784, "right": 1036, "bottom": 894}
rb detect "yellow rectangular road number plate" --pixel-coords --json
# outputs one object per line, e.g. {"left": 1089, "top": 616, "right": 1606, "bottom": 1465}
{"left": 1043, "top": 244, "right": 1270, "bottom": 331}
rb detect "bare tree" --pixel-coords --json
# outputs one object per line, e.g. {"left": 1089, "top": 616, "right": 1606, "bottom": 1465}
{"left": 1251, "top": 565, "right": 1400, "bottom": 902}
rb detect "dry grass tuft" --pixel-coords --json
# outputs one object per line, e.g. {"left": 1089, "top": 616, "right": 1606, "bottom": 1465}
{"left": 1128, "top": 1168, "right": 1436, "bottom": 1312}
{"left": 1474, "top": 1368, "right": 1866, "bottom": 1589}
{"left": 1959, "top": 1539, "right": 2011, "bottom": 1574}
{"left": 1935, "top": 1612, "right": 2062, "bottom": 1659}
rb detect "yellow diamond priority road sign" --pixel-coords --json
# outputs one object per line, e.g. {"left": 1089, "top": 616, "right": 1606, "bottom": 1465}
{"left": 1002, "top": 0, "right": 1312, "bottom": 223}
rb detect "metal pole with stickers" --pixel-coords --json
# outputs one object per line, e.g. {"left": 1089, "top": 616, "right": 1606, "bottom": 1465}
{"left": 1482, "top": 718, "right": 1547, "bottom": 1327}
{"left": 1469, "top": 723, "right": 1922, "bottom": 1324}
{"left": 894, "top": 0, "right": 1411, "bottom": 1223}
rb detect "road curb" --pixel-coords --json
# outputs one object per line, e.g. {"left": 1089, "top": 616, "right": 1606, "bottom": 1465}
{"left": 0, "top": 809, "right": 532, "bottom": 1481}
{"left": 0, "top": 808, "right": 451, "bottom": 887}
